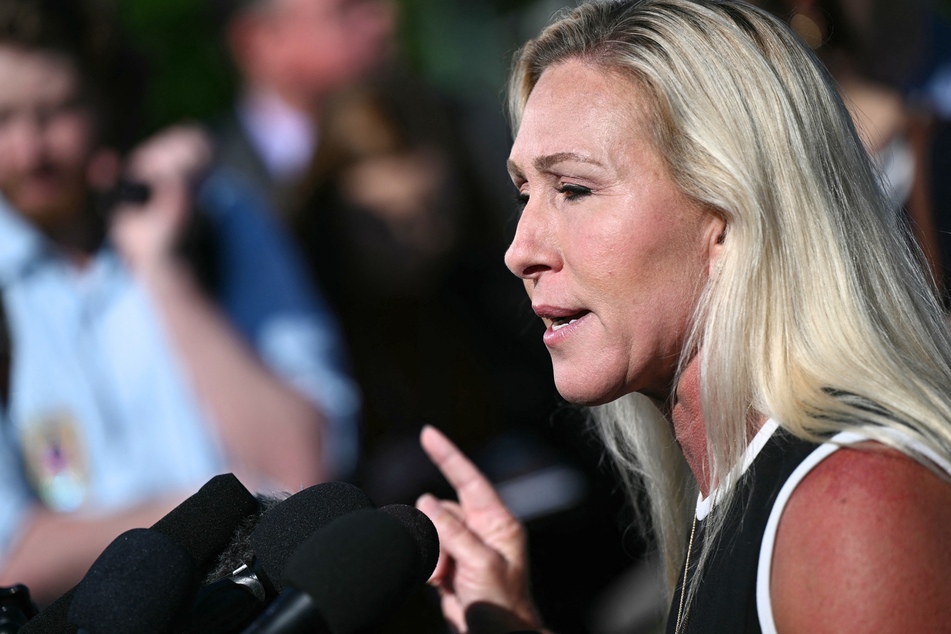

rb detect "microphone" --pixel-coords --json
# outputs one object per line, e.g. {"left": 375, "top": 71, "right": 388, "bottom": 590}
{"left": 151, "top": 473, "right": 261, "bottom": 569}
{"left": 20, "top": 473, "right": 260, "bottom": 634}
{"left": 248, "top": 482, "right": 375, "bottom": 594}
{"left": 240, "top": 507, "right": 438, "bottom": 634}
{"left": 15, "top": 587, "right": 73, "bottom": 634}
{"left": 67, "top": 528, "right": 198, "bottom": 634}
{"left": 181, "top": 481, "right": 374, "bottom": 633}
{"left": 378, "top": 504, "right": 439, "bottom": 585}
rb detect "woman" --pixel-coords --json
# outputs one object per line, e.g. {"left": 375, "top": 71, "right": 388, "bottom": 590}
{"left": 415, "top": 1, "right": 951, "bottom": 633}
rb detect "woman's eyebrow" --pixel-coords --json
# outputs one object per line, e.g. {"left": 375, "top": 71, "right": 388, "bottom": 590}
{"left": 507, "top": 152, "right": 601, "bottom": 179}
{"left": 533, "top": 152, "right": 600, "bottom": 171}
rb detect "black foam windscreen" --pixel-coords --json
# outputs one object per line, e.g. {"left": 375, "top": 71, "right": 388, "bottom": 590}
{"left": 248, "top": 481, "right": 374, "bottom": 592}
{"left": 151, "top": 473, "right": 260, "bottom": 568}
{"left": 18, "top": 590, "right": 75, "bottom": 634}
{"left": 20, "top": 473, "right": 258, "bottom": 634}
{"left": 67, "top": 528, "right": 198, "bottom": 634}
{"left": 202, "top": 493, "right": 286, "bottom": 584}
{"left": 280, "top": 508, "right": 421, "bottom": 634}
{"left": 379, "top": 504, "right": 439, "bottom": 585}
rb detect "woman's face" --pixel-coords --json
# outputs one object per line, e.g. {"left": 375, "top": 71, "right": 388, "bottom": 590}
{"left": 504, "top": 59, "right": 724, "bottom": 405}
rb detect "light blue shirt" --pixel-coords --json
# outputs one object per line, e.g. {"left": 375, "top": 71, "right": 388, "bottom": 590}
{"left": 0, "top": 200, "right": 225, "bottom": 559}
{"left": 0, "top": 169, "right": 360, "bottom": 560}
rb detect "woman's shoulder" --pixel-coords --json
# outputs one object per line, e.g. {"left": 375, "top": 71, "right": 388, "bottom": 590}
{"left": 770, "top": 441, "right": 951, "bottom": 632}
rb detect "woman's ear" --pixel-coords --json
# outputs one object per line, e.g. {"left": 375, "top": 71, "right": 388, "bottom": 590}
{"left": 706, "top": 214, "right": 727, "bottom": 275}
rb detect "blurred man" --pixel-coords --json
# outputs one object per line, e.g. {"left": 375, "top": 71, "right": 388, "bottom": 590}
{"left": 0, "top": 0, "right": 357, "bottom": 603}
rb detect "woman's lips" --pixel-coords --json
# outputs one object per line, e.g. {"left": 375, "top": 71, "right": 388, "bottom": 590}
{"left": 536, "top": 308, "right": 591, "bottom": 345}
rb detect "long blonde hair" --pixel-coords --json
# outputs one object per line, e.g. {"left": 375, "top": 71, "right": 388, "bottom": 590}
{"left": 508, "top": 0, "right": 951, "bottom": 611}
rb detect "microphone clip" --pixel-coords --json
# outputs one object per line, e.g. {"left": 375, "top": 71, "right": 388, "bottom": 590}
{"left": 229, "top": 563, "right": 267, "bottom": 603}
{"left": 0, "top": 584, "right": 39, "bottom": 633}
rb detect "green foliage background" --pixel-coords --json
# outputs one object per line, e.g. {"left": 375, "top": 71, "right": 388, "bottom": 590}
{"left": 116, "top": 0, "right": 541, "bottom": 133}
{"left": 118, "top": 1, "right": 236, "bottom": 133}
{"left": 118, "top": 0, "right": 951, "bottom": 135}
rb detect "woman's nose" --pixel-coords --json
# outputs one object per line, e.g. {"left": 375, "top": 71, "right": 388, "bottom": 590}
{"left": 503, "top": 197, "right": 559, "bottom": 281}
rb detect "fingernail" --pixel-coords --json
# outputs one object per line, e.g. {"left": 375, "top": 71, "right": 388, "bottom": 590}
{"left": 416, "top": 493, "right": 438, "bottom": 514}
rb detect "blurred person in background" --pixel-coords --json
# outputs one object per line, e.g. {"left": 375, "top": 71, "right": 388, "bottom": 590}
{"left": 0, "top": 0, "right": 357, "bottom": 604}
{"left": 212, "top": 0, "right": 396, "bottom": 221}
{"left": 752, "top": 0, "right": 951, "bottom": 300}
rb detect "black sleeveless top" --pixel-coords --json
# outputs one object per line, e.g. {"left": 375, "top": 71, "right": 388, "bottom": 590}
{"left": 665, "top": 428, "right": 819, "bottom": 633}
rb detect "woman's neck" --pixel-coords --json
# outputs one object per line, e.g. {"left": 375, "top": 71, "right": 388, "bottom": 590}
{"left": 670, "top": 354, "right": 712, "bottom": 497}
{"left": 669, "top": 354, "right": 768, "bottom": 498}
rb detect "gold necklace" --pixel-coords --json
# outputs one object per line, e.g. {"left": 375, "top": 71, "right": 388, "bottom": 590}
{"left": 675, "top": 515, "right": 698, "bottom": 634}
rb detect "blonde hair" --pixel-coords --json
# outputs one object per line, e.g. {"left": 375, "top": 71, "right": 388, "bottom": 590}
{"left": 508, "top": 0, "right": 951, "bottom": 613}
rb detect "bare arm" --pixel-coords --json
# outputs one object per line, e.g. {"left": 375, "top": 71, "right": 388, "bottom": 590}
{"left": 110, "top": 126, "right": 327, "bottom": 491}
{"left": 0, "top": 497, "right": 182, "bottom": 605}
{"left": 771, "top": 444, "right": 951, "bottom": 633}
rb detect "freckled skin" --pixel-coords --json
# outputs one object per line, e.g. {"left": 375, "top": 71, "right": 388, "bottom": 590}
{"left": 772, "top": 445, "right": 951, "bottom": 633}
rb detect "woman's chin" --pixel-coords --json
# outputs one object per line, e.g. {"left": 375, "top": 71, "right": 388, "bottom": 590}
{"left": 553, "top": 375, "right": 626, "bottom": 407}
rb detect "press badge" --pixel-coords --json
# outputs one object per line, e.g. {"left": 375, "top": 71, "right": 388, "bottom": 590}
{"left": 20, "top": 411, "right": 89, "bottom": 512}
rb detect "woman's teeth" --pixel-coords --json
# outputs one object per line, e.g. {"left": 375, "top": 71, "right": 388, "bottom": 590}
{"left": 551, "top": 318, "right": 578, "bottom": 331}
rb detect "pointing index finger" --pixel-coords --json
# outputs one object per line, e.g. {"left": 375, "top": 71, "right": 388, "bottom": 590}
{"left": 420, "top": 425, "right": 509, "bottom": 515}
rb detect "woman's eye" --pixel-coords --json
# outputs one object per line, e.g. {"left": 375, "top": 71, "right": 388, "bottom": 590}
{"left": 557, "top": 183, "right": 592, "bottom": 199}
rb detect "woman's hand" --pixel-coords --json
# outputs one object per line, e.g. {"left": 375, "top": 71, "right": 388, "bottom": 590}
{"left": 416, "top": 425, "right": 545, "bottom": 634}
